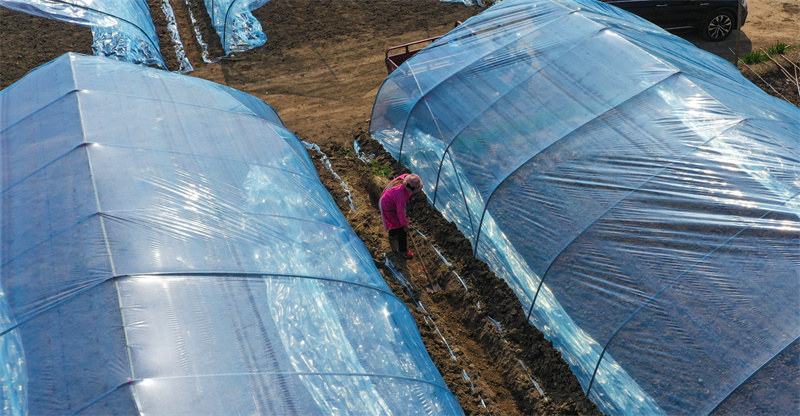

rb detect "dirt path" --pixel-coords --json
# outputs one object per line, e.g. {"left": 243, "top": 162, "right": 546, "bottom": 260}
{"left": 187, "top": 0, "right": 483, "bottom": 146}
{"left": 308, "top": 133, "right": 601, "bottom": 415}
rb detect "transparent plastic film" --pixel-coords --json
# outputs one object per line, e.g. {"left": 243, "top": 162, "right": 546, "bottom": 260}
{"left": 0, "top": 284, "right": 26, "bottom": 416}
{"left": 1, "top": 54, "right": 461, "bottom": 414}
{"left": 370, "top": 0, "right": 800, "bottom": 414}
{"left": 0, "top": 0, "right": 164, "bottom": 67}
{"left": 204, "top": 0, "right": 266, "bottom": 55}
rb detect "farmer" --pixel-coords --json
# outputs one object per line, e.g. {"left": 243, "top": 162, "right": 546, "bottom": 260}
{"left": 380, "top": 173, "right": 423, "bottom": 259}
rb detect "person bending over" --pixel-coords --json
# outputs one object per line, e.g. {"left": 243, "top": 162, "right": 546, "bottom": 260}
{"left": 380, "top": 173, "right": 423, "bottom": 259}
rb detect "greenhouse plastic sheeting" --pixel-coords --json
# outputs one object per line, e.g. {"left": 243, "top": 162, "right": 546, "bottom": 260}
{"left": 0, "top": 0, "right": 164, "bottom": 68}
{"left": 0, "top": 53, "right": 462, "bottom": 415}
{"left": 370, "top": 0, "right": 800, "bottom": 414}
{"left": 442, "top": 0, "right": 485, "bottom": 6}
{"left": 205, "top": 0, "right": 267, "bottom": 54}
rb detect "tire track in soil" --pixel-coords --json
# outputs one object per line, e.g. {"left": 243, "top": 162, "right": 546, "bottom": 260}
{"left": 307, "top": 126, "right": 603, "bottom": 416}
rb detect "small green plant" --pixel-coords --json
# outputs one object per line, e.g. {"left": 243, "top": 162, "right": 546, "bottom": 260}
{"left": 765, "top": 42, "right": 790, "bottom": 55}
{"left": 336, "top": 146, "right": 354, "bottom": 158}
{"left": 741, "top": 50, "right": 768, "bottom": 65}
{"left": 366, "top": 159, "right": 392, "bottom": 177}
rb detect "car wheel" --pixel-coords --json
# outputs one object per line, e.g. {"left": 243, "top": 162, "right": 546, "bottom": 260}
{"left": 701, "top": 10, "right": 735, "bottom": 41}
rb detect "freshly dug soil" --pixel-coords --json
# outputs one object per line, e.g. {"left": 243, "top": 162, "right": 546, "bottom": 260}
{"left": 309, "top": 132, "right": 603, "bottom": 415}
{"left": 1, "top": 1, "right": 797, "bottom": 415}
{"left": 0, "top": 8, "right": 93, "bottom": 87}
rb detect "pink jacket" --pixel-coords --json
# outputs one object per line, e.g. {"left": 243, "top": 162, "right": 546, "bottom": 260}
{"left": 380, "top": 174, "right": 412, "bottom": 230}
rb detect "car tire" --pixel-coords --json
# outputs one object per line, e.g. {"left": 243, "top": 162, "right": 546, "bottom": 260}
{"left": 701, "top": 10, "right": 735, "bottom": 41}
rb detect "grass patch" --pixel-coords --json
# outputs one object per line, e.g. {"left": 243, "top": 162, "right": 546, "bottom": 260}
{"left": 741, "top": 43, "right": 797, "bottom": 65}
{"left": 742, "top": 50, "right": 768, "bottom": 64}
{"left": 765, "top": 42, "right": 790, "bottom": 56}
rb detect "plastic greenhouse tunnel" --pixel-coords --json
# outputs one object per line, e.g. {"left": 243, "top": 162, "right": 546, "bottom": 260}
{"left": 0, "top": 0, "right": 165, "bottom": 68}
{"left": 369, "top": 0, "right": 800, "bottom": 414}
{"left": 0, "top": 0, "right": 490, "bottom": 68}
{"left": 0, "top": 0, "right": 271, "bottom": 64}
{"left": 0, "top": 53, "right": 463, "bottom": 415}
{"left": 204, "top": 0, "right": 268, "bottom": 55}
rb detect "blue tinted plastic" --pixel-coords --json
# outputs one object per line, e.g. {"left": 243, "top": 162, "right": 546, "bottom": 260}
{"left": 0, "top": 0, "right": 164, "bottom": 68}
{"left": 370, "top": 0, "right": 800, "bottom": 414}
{"left": 0, "top": 53, "right": 462, "bottom": 415}
{"left": 205, "top": 0, "right": 267, "bottom": 55}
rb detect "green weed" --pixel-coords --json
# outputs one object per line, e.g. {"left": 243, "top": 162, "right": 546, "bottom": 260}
{"left": 336, "top": 146, "right": 354, "bottom": 158}
{"left": 366, "top": 159, "right": 392, "bottom": 177}
{"left": 741, "top": 50, "right": 768, "bottom": 64}
{"left": 765, "top": 42, "right": 790, "bottom": 55}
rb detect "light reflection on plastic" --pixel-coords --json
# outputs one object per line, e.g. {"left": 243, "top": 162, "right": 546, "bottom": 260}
{"left": 778, "top": 220, "right": 799, "bottom": 231}
{"left": 186, "top": 185, "right": 201, "bottom": 201}
{"left": 138, "top": 275, "right": 162, "bottom": 285}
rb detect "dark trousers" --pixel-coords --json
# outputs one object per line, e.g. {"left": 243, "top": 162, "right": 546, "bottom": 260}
{"left": 389, "top": 227, "right": 408, "bottom": 252}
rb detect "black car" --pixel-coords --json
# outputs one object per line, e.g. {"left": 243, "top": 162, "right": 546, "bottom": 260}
{"left": 601, "top": 0, "right": 748, "bottom": 41}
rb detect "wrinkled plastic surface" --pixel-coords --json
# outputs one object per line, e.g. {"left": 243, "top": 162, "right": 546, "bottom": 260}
{"left": 205, "top": 0, "right": 267, "bottom": 54}
{"left": 161, "top": 0, "right": 194, "bottom": 72}
{"left": 370, "top": 0, "right": 800, "bottom": 414}
{"left": 0, "top": 0, "right": 164, "bottom": 68}
{"left": 442, "top": 0, "right": 484, "bottom": 6}
{"left": 0, "top": 53, "right": 462, "bottom": 415}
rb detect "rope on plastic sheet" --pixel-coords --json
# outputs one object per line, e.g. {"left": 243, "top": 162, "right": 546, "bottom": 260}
{"left": 585, "top": 191, "right": 800, "bottom": 395}
{"left": 28, "top": 0, "right": 162, "bottom": 64}
{"left": 205, "top": 0, "right": 262, "bottom": 56}
{"left": 0, "top": 89, "right": 79, "bottom": 136}
{"left": 442, "top": 153, "right": 477, "bottom": 240}
{"left": 523, "top": 117, "right": 744, "bottom": 322}
{"left": 398, "top": 3, "right": 601, "bottom": 191}
{"left": 221, "top": 0, "right": 237, "bottom": 54}
{"left": 0, "top": 140, "right": 83, "bottom": 196}
{"left": 122, "top": 271, "right": 400, "bottom": 299}
{"left": 0, "top": 271, "right": 401, "bottom": 338}
{"left": 400, "top": 59, "right": 478, "bottom": 241}
{"left": 0, "top": 276, "right": 109, "bottom": 338}
{"left": 69, "top": 379, "right": 135, "bottom": 416}
{"left": 428, "top": 14, "right": 556, "bottom": 206}
{"left": 400, "top": 16, "right": 566, "bottom": 240}
{"left": 708, "top": 335, "right": 800, "bottom": 415}
{"left": 95, "top": 142, "right": 317, "bottom": 181}
{"left": 1, "top": 89, "right": 289, "bottom": 150}
{"left": 408, "top": 7, "right": 577, "bottom": 202}
{"left": 0, "top": 149, "right": 316, "bottom": 208}
{"left": 82, "top": 139, "right": 142, "bottom": 383}
{"left": 71, "top": 372, "right": 456, "bottom": 415}
{"left": 425, "top": 20, "right": 607, "bottom": 246}
{"left": 466, "top": 37, "right": 680, "bottom": 258}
